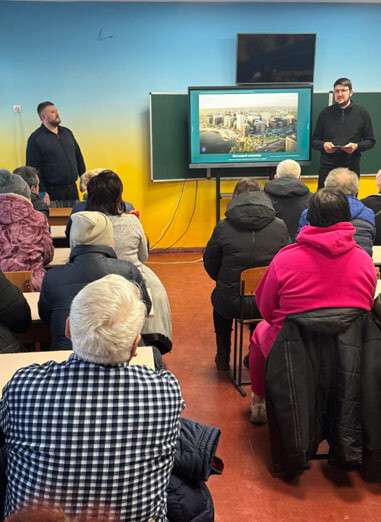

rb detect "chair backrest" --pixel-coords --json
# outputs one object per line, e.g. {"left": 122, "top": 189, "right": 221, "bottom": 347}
{"left": 240, "top": 267, "right": 268, "bottom": 296}
{"left": 3, "top": 271, "right": 32, "bottom": 292}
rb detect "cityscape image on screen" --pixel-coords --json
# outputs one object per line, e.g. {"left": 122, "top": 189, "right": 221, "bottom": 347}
{"left": 199, "top": 92, "right": 297, "bottom": 155}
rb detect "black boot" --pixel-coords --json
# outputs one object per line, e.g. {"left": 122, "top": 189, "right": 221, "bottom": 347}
{"left": 215, "top": 336, "right": 231, "bottom": 371}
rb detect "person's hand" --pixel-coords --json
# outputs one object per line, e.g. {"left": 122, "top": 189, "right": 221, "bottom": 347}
{"left": 323, "top": 142, "right": 336, "bottom": 153}
{"left": 43, "top": 192, "right": 51, "bottom": 205}
{"left": 342, "top": 143, "right": 358, "bottom": 154}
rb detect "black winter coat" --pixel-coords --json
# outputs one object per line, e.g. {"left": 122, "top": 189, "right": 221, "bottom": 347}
{"left": 38, "top": 245, "right": 151, "bottom": 349}
{"left": 167, "top": 418, "right": 223, "bottom": 522}
{"left": 203, "top": 191, "right": 289, "bottom": 319}
{"left": 265, "top": 308, "right": 381, "bottom": 479}
{"left": 264, "top": 177, "right": 310, "bottom": 241}
{"left": 0, "top": 271, "right": 31, "bottom": 353}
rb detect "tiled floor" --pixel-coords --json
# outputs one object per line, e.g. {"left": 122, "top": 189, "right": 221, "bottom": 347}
{"left": 148, "top": 252, "right": 381, "bottom": 521}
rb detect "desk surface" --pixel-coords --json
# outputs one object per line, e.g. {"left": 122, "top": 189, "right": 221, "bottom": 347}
{"left": 51, "top": 225, "right": 66, "bottom": 239}
{"left": 0, "top": 347, "right": 154, "bottom": 392}
{"left": 48, "top": 248, "right": 70, "bottom": 268}
{"left": 373, "top": 246, "right": 381, "bottom": 266}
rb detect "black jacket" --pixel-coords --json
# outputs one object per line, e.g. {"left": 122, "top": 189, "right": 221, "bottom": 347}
{"left": 38, "top": 245, "right": 151, "bottom": 349}
{"left": 264, "top": 177, "right": 310, "bottom": 241}
{"left": 361, "top": 194, "right": 381, "bottom": 246}
{"left": 265, "top": 308, "right": 381, "bottom": 478}
{"left": 167, "top": 418, "right": 223, "bottom": 522}
{"left": 312, "top": 102, "right": 375, "bottom": 169}
{"left": 203, "top": 191, "right": 289, "bottom": 319}
{"left": 0, "top": 271, "right": 31, "bottom": 353}
{"left": 26, "top": 125, "right": 86, "bottom": 191}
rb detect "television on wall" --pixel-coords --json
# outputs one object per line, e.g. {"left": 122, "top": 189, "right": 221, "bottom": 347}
{"left": 236, "top": 34, "right": 316, "bottom": 84}
{"left": 188, "top": 84, "right": 313, "bottom": 168}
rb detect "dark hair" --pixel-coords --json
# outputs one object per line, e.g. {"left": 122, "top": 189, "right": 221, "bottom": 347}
{"left": 13, "top": 166, "right": 39, "bottom": 188}
{"left": 87, "top": 170, "right": 124, "bottom": 215}
{"left": 37, "top": 101, "right": 54, "bottom": 116}
{"left": 233, "top": 177, "right": 260, "bottom": 198}
{"left": 307, "top": 189, "right": 351, "bottom": 227}
{"left": 333, "top": 78, "right": 352, "bottom": 91}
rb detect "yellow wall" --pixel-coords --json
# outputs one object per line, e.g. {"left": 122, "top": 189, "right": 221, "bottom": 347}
{"left": 135, "top": 174, "right": 379, "bottom": 250}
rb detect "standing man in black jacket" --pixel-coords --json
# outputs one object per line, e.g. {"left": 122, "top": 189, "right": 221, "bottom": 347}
{"left": 26, "top": 101, "right": 86, "bottom": 202}
{"left": 312, "top": 78, "right": 375, "bottom": 188}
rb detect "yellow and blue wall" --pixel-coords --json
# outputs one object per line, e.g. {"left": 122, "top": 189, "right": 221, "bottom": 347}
{"left": 1, "top": 1, "right": 381, "bottom": 247}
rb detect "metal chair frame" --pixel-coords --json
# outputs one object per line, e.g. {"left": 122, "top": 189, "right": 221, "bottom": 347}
{"left": 231, "top": 266, "right": 267, "bottom": 396}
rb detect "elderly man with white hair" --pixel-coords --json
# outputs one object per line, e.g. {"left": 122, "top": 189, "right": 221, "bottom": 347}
{"left": 0, "top": 274, "right": 184, "bottom": 521}
{"left": 298, "top": 167, "right": 375, "bottom": 255}
{"left": 264, "top": 159, "right": 310, "bottom": 240}
{"left": 361, "top": 169, "right": 381, "bottom": 245}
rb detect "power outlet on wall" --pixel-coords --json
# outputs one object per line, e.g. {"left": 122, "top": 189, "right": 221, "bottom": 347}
{"left": 12, "top": 105, "right": 22, "bottom": 113}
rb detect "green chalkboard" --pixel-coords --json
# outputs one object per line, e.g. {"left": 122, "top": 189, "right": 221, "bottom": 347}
{"left": 150, "top": 92, "right": 380, "bottom": 181}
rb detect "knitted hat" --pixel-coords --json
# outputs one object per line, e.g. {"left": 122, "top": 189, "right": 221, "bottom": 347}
{"left": 0, "top": 169, "right": 31, "bottom": 199}
{"left": 70, "top": 211, "right": 114, "bottom": 249}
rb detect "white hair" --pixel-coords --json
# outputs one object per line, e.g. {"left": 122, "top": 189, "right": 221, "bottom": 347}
{"left": 324, "top": 168, "right": 359, "bottom": 196}
{"left": 376, "top": 169, "right": 381, "bottom": 192}
{"left": 79, "top": 168, "right": 107, "bottom": 193}
{"left": 275, "top": 159, "right": 301, "bottom": 179}
{"left": 70, "top": 274, "right": 146, "bottom": 365}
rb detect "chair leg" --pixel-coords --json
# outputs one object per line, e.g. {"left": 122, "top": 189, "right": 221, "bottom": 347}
{"left": 233, "top": 318, "right": 238, "bottom": 380}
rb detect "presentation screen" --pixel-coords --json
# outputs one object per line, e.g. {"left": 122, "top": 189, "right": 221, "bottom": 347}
{"left": 188, "top": 84, "right": 313, "bottom": 168}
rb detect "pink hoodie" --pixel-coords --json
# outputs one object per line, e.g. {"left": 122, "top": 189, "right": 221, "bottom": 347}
{"left": 0, "top": 194, "right": 54, "bottom": 291}
{"left": 252, "top": 221, "right": 377, "bottom": 358}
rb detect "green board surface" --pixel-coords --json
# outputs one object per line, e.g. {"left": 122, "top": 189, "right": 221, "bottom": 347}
{"left": 150, "top": 92, "right": 380, "bottom": 181}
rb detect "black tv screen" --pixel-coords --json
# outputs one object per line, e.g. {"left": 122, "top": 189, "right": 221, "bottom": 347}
{"left": 236, "top": 34, "right": 316, "bottom": 84}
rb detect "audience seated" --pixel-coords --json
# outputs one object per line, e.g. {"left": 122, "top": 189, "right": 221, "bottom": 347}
{"left": 1, "top": 274, "right": 183, "bottom": 520}
{"left": 298, "top": 167, "right": 375, "bottom": 255}
{"left": 65, "top": 168, "right": 135, "bottom": 239}
{"left": 38, "top": 211, "right": 151, "bottom": 349}
{"left": 86, "top": 171, "right": 172, "bottom": 353}
{"left": 13, "top": 166, "right": 49, "bottom": 218}
{"left": 264, "top": 159, "right": 311, "bottom": 241}
{"left": 203, "top": 178, "right": 289, "bottom": 371}
{"left": 361, "top": 169, "right": 381, "bottom": 245}
{"left": 0, "top": 271, "right": 31, "bottom": 353}
{"left": 249, "top": 189, "right": 377, "bottom": 424}
{"left": 0, "top": 170, "right": 53, "bottom": 291}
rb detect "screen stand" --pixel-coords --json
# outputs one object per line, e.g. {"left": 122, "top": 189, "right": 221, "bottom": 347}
{"left": 216, "top": 174, "right": 221, "bottom": 223}
{"left": 206, "top": 168, "right": 212, "bottom": 179}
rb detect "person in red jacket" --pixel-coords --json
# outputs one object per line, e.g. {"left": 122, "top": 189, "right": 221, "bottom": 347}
{"left": 249, "top": 189, "right": 377, "bottom": 423}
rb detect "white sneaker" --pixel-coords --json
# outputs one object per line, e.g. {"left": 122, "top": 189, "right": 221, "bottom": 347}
{"left": 250, "top": 394, "right": 267, "bottom": 425}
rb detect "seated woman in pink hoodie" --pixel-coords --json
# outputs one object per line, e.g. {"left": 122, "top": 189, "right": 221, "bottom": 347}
{"left": 0, "top": 170, "right": 54, "bottom": 291}
{"left": 249, "top": 189, "right": 377, "bottom": 424}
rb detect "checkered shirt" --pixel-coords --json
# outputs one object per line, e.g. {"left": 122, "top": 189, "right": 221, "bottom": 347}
{"left": 0, "top": 354, "right": 184, "bottom": 521}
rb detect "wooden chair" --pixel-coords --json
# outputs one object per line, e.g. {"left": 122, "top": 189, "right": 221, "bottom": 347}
{"left": 3, "top": 271, "right": 32, "bottom": 292}
{"left": 231, "top": 266, "right": 267, "bottom": 396}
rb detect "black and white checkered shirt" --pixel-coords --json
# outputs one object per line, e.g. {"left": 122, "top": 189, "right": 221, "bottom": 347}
{"left": 0, "top": 354, "right": 184, "bottom": 521}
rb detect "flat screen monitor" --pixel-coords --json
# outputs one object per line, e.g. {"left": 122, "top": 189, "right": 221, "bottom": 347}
{"left": 188, "top": 84, "right": 313, "bottom": 168}
{"left": 236, "top": 34, "right": 316, "bottom": 84}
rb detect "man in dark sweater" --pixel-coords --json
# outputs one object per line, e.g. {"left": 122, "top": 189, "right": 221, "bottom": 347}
{"left": 26, "top": 101, "right": 85, "bottom": 202}
{"left": 312, "top": 78, "right": 375, "bottom": 188}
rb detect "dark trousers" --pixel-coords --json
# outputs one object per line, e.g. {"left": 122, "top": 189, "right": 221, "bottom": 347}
{"left": 318, "top": 158, "right": 360, "bottom": 189}
{"left": 46, "top": 183, "right": 79, "bottom": 202}
{"left": 213, "top": 299, "right": 260, "bottom": 360}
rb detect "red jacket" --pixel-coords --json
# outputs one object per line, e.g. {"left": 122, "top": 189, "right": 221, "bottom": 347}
{"left": 252, "top": 221, "right": 377, "bottom": 358}
{"left": 0, "top": 194, "right": 54, "bottom": 290}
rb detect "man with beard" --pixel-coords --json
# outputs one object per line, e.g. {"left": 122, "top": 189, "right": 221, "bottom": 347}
{"left": 26, "top": 101, "right": 85, "bottom": 201}
{"left": 312, "top": 78, "right": 375, "bottom": 188}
